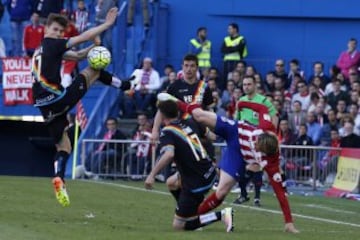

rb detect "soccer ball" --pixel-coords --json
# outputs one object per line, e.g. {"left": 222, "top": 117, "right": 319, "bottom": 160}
{"left": 87, "top": 46, "right": 111, "bottom": 70}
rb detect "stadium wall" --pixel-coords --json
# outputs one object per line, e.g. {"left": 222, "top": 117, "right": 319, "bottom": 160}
{"left": 159, "top": 0, "right": 360, "bottom": 75}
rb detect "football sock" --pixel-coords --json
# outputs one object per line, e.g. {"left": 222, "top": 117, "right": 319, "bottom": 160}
{"left": 54, "top": 151, "right": 70, "bottom": 180}
{"left": 239, "top": 181, "right": 248, "bottom": 199}
{"left": 187, "top": 103, "right": 201, "bottom": 114}
{"left": 184, "top": 212, "right": 221, "bottom": 230}
{"left": 254, "top": 182, "right": 262, "bottom": 199}
{"left": 170, "top": 189, "right": 181, "bottom": 202}
{"left": 197, "top": 192, "right": 223, "bottom": 215}
{"left": 98, "top": 70, "right": 112, "bottom": 85}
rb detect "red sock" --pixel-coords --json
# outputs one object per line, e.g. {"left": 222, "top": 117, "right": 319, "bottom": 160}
{"left": 187, "top": 103, "right": 201, "bottom": 114}
{"left": 197, "top": 192, "right": 223, "bottom": 215}
{"left": 177, "top": 101, "right": 189, "bottom": 113}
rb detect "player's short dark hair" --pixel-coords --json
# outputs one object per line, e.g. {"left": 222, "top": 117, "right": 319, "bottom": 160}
{"left": 257, "top": 133, "right": 279, "bottom": 156}
{"left": 243, "top": 75, "right": 256, "bottom": 83}
{"left": 46, "top": 13, "right": 68, "bottom": 28}
{"left": 183, "top": 54, "right": 198, "bottom": 66}
{"left": 106, "top": 117, "right": 118, "bottom": 124}
{"left": 158, "top": 100, "right": 179, "bottom": 119}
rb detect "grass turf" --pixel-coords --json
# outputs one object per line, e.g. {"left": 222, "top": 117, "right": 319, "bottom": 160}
{"left": 0, "top": 176, "right": 359, "bottom": 240}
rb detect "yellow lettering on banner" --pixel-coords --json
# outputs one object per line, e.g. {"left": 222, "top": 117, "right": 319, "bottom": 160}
{"left": 333, "top": 156, "right": 360, "bottom": 192}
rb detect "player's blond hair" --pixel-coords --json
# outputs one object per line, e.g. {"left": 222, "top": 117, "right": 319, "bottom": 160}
{"left": 257, "top": 132, "right": 279, "bottom": 156}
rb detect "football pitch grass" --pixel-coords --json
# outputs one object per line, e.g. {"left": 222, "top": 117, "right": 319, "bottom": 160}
{"left": 0, "top": 176, "right": 359, "bottom": 240}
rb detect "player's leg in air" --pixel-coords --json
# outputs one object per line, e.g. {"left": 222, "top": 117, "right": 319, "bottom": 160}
{"left": 50, "top": 60, "right": 133, "bottom": 207}
{"left": 157, "top": 92, "right": 244, "bottom": 214}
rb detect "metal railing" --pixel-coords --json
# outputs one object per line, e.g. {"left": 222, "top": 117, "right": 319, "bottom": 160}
{"left": 80, "top": 139, "right": 342, "bottom": 191}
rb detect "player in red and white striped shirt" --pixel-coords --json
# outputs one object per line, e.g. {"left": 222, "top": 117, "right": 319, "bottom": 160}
{"left": 157, "top": 93, "right": 299, "bottom": 233}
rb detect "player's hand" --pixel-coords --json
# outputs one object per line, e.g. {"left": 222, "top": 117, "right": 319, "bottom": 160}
{"left": 145, "top": 175, "right": 155, "bottom": 190}
{"left": 104, "top": 7, "right": 118, "bottom": 27}
{"left": 284, "top": 223, "right": 300, "bottom": 234}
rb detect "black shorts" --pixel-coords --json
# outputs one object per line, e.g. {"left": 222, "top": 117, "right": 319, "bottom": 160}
{"left": 38, "top": 74, "right": 87, "bottom": 143}
{"left": 176, "top": 190, "right": 205, "bottom": 218}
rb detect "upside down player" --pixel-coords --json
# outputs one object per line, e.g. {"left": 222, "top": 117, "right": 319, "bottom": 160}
{"left": 158, "top": 92, "right": 299, "bottom": 233}
{"left": 145, "top": 100, "right": 233, "bottom": 232}
{"left": 31, "top": 7, "right": 133, "bottom": 206}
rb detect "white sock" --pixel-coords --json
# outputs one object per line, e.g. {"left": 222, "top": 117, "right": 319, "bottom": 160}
{"left": 61, "top": 74, "right": 73, "bottom": 88}
{"left": 111, "top": 77, "right": 122, "bottom": 88}
{"left": 199, "top": 212, "right": 217, "bottom": 224}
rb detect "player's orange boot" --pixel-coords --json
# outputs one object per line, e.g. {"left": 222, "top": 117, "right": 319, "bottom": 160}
{"left": 52, "top": 177, "right": 70, "bottom": 207}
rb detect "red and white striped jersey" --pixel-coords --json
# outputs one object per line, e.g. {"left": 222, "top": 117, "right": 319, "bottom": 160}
{"left": 237, "top": 120, "right": 278, "bottom": 168}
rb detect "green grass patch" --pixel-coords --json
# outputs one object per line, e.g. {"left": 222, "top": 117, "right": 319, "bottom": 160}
{"left": 0, "top": 176, "right": 359, "bottom": 240}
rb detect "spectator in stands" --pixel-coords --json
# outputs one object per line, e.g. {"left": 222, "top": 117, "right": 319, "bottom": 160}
{"left": 245, "top": 65, "right": 256, "bottom": 77}
{"left": 278, "top": 118, "right": 296, "bottom": 145}
{"left": 226, "top": 87, "right": 242, "bottom": 118}
{"left": 264, "top": 71, "right": 276, "bottom": 93}
{"left": 350, "top": 90, "right": 360, "bottom": 105}
{"left": 335, "top": 99, "right": 348, "bottom": 121}
{"left": 227, "top": 60, "right": 246, "bottom": 82}
{"left": 273, "top": 99, "right": 288, "bottom": 121}
{"left": 288, "top": 101, "right": 306, "bottom": 135}
{"left": 127, "top": 0, "right": 150, "bottom": 30}
{"left": 95, "top": 0, "right": 117, "bottom": 53}
{"left": 338, "top": 114, "right": 354, "bottom": 137}
{"left": 348, "top": 103, "right": 360, "bottom": 135}
{"left": 207, "top": 78, "right": 221, "bottom": 97}
{"left": 351, "top": 80, "right": 360, "bottom": 94}
{"left": 318, "top": 95, "right": 332, "bottom": 114}
{"left": 159, "top": 64, "right": 174, "bottom": 86}
{"left": 314, "top": 102, "right": 329, "bottom": 127}
{"left": 289, "top": 124, "right": 314, "bottom": 180}
{"left": 307, "top": 92, "right": 321, "bottom": 114}
{"left": 221, "top": 23, "right": 247, "bottom": 89}
{"left": 273, "top": 59, "right": 288, "bottom": 88}
{"left": 159, "top": 71, "right": 176, "bottom": 93}
{"left": 310, "top": 76, "right": 326, "bottom": 93}
{"left": 323, "top": 109, "right": 340, "bottom": 133}
{"left": 288, "top": 59, "right": 305, "bottom": 92}
{"left": 86, "top": 117, "right": 127, "bottom": 175}
{"left": 129, "top": 120, "right": 152, "bottom": 180}
{"left": 131, "top": 57, "right": 161, "bottom": 113}
{"left": 72, "top": 0, "right": 90, "bottom": 33}
{"left": 308, "top": 61, "right": 330, "bottom": 85}
{"left": 23, "top": 12, "right": 44, "bottom": 57}
{"left": 327, "top": 78, "right": 349, "bottom": 110}
{"left": 340, "top": 121, "right": 360, "bottom": 148}
{"left": 61, "top": 9, "right": 80, "bottom": 88}
{"left": 208, "top": 67, "right": 221, "bottom": 88}
{"left": 7, "top": 0, "right": 33, "bottom": 56}
{"left": 229, "top": 70, "right": 242, "bottom": 88}
{"left": 291, "top": 81, "right": 311, "bottom": 111}
{"left": 337, "top": 38, "right": 360, "bottom": 80}
{"left": 221, "top": 80, "right": 236, "bottom": 111}
{"left": 318, "top": 128, "right": 340, "bottom": 185}
{"left": 34, "top": 0, "right": 63, "bottom": 24}
{"left": 348, "top": 68, "right": 359, "bottom": 85}
{"left": 306, "top": 111, "right": 323, "bottom": 145}
{"left": 189, "top": 27, "right": 212, "bottom": 72}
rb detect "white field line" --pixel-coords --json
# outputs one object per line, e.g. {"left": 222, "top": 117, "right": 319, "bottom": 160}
{"left": 83, "top": 180, "right": 360, "bottom": 228}
{"left": 303, "top": 204, "right": 356, "bottom": 215}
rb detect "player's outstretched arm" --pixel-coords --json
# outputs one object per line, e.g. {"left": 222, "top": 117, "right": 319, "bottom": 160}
{"left": 67, "top": 7, "right": 118, "bottom": 48}
{"left": 63, "top": 44, "right": 96, "bottom": 61}
{"left": 145, "top": 150, "right": 174, "bottom": 190}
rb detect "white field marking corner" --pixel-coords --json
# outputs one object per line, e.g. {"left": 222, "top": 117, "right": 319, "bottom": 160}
{"left": 83, "top": 180, "right": 360, "bottom": 228}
